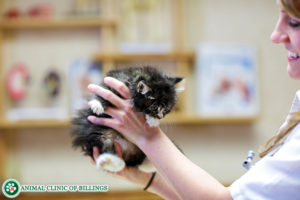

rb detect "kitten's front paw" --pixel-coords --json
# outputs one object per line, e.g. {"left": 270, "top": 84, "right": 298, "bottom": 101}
{"left": 88, "top": 99, "right": 104, "bottom": 115}
{"left": 95, "top": 153, "right": 125, "bottom": 172}
{"left": 146, "top": 115, "right": 160, "bottom": 127}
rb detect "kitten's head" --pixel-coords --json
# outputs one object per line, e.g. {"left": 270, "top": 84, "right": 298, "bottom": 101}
{"left": 132, "top": 67, "right": 183, "bottom": 119}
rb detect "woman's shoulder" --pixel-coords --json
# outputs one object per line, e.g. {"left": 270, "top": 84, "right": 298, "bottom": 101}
{"left": 289, "top": 90, "right": 300, "bottom": 112}
{"left": 275, "top": 122, "right": 300, "bottom": 159}
{"left": 286, "top": 122, "right": 300, "bottom": 141}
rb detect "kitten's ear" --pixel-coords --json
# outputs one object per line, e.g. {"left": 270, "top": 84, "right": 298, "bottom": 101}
{"left": 137, "top": 81, "right": 151, "bottom": 95}
{"left": 169, "top": 77, "right": 185, "bottom": 93}
{"left": 175, "top": 78, "right": 185, "bottom": 93}
{"left": 172, "top": 77, "right": 183, "bottom": 84}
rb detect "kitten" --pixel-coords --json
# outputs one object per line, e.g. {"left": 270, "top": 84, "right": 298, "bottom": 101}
{"left": 71, "top": 66, "right": 183, "bottom": 172}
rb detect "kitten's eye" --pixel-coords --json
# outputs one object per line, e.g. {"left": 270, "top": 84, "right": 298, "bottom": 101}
{"left": 150, "top": 105, "right": 158, "bottom": 111}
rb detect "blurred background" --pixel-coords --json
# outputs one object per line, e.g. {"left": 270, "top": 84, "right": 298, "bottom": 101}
{"left": 0, "top": 0, "right": 297, "bottom": 199}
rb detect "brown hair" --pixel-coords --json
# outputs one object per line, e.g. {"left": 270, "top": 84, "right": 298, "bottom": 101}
{"left": 259, "top": 111, "right": 300, "bottom": 157}
{"left": 281, "top": 0, "right": 300, "bottom": 18}
{"left": 259, "top": 0, "right": 300, "bottom": 158}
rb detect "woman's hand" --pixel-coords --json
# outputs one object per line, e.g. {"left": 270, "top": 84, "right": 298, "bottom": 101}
{"left": 87, "top": 77, "right": 161, "bottom": 145}
{"left": 89, "top": 142, "right": 153, "bottom": 187}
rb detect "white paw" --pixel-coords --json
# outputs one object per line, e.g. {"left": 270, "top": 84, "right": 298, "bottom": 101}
{"left": 95, "top": 153, "right": 125, "bottom": 172}
{"left": 146, "top": 115, "right": 160, "bottom": 127}
{"left": 138, "top": 158, "right": 156, "bottom": 173}
{"left": 88, "top": 99, "right": 104, "bottom": 115}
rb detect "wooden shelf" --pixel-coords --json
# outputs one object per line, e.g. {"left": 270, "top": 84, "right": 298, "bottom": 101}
{"left": 0, "top": 119, "right": 70, "bottom": 129}
{"left": 0, "top": 114, "right": 256, "bottom": 129}
{"left": 0, "top": 18, "right": 117, "bottom": 29}
{"left": 14, "top": 190, "right": 163, "bottom": 200}
{"left": 94, "top": 51, "right": 195, "bottom": 61}
{"left": 162, "top": 114, "right": 257, "bottom": 125}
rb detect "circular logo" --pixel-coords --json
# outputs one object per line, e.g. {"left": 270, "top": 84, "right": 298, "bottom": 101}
{"left": 2, "top": 179, "right": 21, "bottom": 198}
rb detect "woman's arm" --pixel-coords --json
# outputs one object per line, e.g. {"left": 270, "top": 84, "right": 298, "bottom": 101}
{"left": 90, "top": 143, "right": 181, "bottom": 200}
{"left": 148, "top": 171, "right": 182, "bottom": 200}
{"left": 87, "top": 78, "right": 232, "bottom": 200}
{"left": 138, "top": 129, "right": 231, "bottom": 200}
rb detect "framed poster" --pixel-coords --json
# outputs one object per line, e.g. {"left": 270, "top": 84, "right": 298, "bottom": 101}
{"left": 195, "top": 43, "right": 259, "bottom": 117}
{"left": 69, "top": 59, "right": 102, "bottom": 115}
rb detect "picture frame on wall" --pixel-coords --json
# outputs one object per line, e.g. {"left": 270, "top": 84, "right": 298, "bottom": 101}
{"left": 195, "top": 43, "right": 259, "bottom": 118}
{"left": 69, "top": 59, "right": 102, "bottom": 116}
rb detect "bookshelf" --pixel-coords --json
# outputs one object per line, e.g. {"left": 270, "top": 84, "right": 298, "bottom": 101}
{"left": 0, "top": 115, "right": 257, "bottom": 130}
{"left": 0, "top": 0, "right": 257, "bottom": 130}
{"left": 0, "top": 0, "right": 117, "bottom": 130}
{"left": 0, "top": 0, "right": 119, "bottom": 183}
{"left": 0, "top": 18, "right": 117, "bottom": 29}
{"left": 0, "top": 0, "right": 257, "bottom": 185}
{"left": 94, "top": 52, "right": 195, "bottom": 61}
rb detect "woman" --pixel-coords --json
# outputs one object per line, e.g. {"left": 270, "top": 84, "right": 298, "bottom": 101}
{"left": 87, "top": 0, "right": 300, "bottom": 199}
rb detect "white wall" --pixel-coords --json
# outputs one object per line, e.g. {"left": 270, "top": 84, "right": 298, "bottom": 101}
{"left": 5, "top": 0, "right": 300, "bottom": 191}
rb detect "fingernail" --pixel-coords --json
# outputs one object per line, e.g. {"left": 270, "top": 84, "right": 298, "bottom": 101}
{"left": 87, "top": 84, "right": 97, "bottom": 91}
{"left": 88, "top": 116, "right": 102, "bottom": 124}
{"left": 104, "top": 77, "right": 117, "bottom": 85}
{"left": 93, "top": 146, "right": 98, "bottom": 153}
{"left": 88, "top": 116, "right": 96, "bottom": 123}
{"left": 104, "top": 76, "right": 112, "bottom": 82}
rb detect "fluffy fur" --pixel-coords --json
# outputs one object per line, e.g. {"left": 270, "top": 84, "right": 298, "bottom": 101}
{"left": 71, "top": 66, "right": 182, "bottom": 172}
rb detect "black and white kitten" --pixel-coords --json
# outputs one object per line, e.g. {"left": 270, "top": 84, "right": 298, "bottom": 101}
{"left": 71, "top": 66, "right": 183, "bottom": 173}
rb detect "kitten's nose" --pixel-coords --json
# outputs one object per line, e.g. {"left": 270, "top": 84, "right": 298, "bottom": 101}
{"left": 157, "top": 113, "right": 163, "bottom": 119}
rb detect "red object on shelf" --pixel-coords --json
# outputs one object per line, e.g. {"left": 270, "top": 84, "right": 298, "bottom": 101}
{"left": 4, "top": 7, "right": 21, "bottom": 19}
{"left": 5, "top": 64, "right": 30, "bottom": 102}
{"left": 27, "top": 3, "right": 53, "bottom": 19}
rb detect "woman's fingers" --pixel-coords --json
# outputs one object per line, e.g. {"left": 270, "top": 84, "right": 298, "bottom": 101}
{"left": 114, "top": 141, "right": 123, "bottom": 158}
{"left": 88, "top": 115, "right": 120, "bottom": 128}
{"left": 87, "top": 84, "right": 124, "bottom": 109}
{"left": 93, "top": 146, "right": 100, "bottom": 160}
{"left": 89, "top": 157, "right": 96, "bottom": 166}
{"left": 90, "top": 146, "right": 100, "bottom": 166}
{"left": 88, "top": 116, "right": 123, "bottom": 133}
{"left": 103, "top": 107, "right": 128, "bottom": 123}
{"left": 104, "top": 77, "right": 132, "bottom": 99}
{"left": 87, "top": 77, "right": 132, "bottom": 109}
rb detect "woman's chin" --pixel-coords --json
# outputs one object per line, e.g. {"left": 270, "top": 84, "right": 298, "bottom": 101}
{"left": 287, "top": 64, "right": 300, "bottom": 80}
